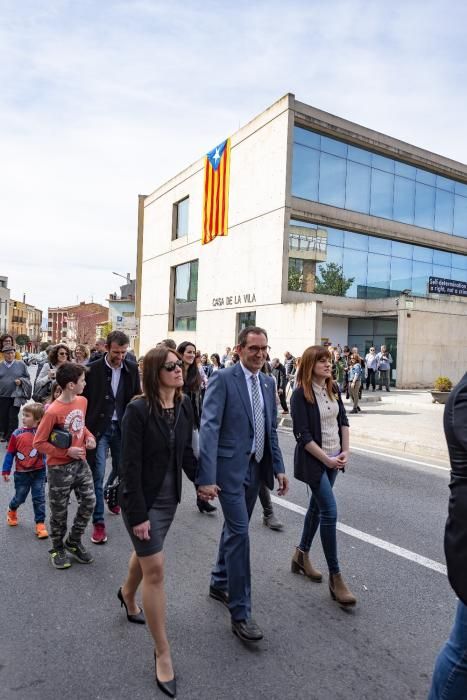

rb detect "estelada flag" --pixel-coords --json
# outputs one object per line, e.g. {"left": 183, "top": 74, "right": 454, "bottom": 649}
{"left": 202, "top": 138, "right": 231, "bottom": 245}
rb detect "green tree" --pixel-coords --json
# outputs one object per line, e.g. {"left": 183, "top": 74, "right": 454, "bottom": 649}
{"left": 288, "top": 267, "right": 303, "bottom": 291}
{"left": 99, "top": 321, "right": 113, "bottom": 339}
{"left": 15, "top": 334, "right": 30, "bottom": 347}
{"left": 315, "top": 262, "right": 355, "bottom": 297}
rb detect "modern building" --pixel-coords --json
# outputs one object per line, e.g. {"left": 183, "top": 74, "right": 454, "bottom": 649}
{"left": 0, "top": 276, "right": 10, "bottom": 335}
{"left": 108, "top": 278, "right": 137, "bottom": 348}
{"left": 48, "top": 302, "right": 108, "bottom": 347}
{"left": 136, "top": 94, "right": 467, "bottom": 387}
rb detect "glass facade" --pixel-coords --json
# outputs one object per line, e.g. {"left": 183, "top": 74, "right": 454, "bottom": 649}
{"left": 174, "top": 259, "right": 198, "bottom": 329}
{"left": 288, "top": 219, "right": 467, "bottom": 298}
{"left": 292, "top": 126, "right": 467, "bottom": 239}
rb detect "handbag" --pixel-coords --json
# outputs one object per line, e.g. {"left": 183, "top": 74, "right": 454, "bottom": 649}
{"left": 104, "top": 478, "right": 120, "bottom": 509}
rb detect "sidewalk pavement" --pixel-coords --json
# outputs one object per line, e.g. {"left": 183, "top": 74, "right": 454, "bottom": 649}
{"left": 278, "top": 388, "right": 449, "bottom": 462}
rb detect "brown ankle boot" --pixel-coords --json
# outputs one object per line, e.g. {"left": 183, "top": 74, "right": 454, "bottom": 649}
{"left": 291, "top": 547, "right": 322, "bottom": 582}
{"left": 329, "top": 573, "right": 357, "bottom": 606}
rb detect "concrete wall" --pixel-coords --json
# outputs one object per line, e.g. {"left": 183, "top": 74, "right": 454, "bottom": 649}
{"left": 0, "top": 276, "right": 10, "bottom": 335}
{"left": 139, "top": 95, "right": 291, "bottom": 355}
{"left": 321, "top": 315, "right": 349, "bottom": 348}
{"left": 397, "top": 296, "right": 467, "bottom": 387}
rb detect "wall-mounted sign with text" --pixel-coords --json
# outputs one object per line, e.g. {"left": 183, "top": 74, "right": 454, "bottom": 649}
{"left": 428, "top": 277, "right": 467, "bottom": 297}
{"left": 212, "top": 292, "right": 256, "bottom": 308}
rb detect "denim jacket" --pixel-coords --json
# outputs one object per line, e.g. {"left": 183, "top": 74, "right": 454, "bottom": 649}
{"left": 348, "top": 364, "right": 362, "bottom": 382}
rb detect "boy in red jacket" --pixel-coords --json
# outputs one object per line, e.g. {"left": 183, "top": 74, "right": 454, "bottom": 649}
{"left": 2, "top": 402, "right": 48, "bottom": 538}
{"left": 34, "top": 362, "right": 96, "bottom": 569}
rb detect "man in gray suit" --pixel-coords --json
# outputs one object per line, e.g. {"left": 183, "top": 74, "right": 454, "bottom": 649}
{"left": 197, "top": 326, "right": 289, "bottom": 642}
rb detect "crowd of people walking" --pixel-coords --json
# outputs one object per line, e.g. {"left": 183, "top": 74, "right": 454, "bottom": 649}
{"left": 0, "top": 327, "right": 464, "bottom": 699}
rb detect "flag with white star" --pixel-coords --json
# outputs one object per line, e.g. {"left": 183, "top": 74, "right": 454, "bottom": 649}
{"left": 202, "top": 138, "right": 231, "bottom": 244}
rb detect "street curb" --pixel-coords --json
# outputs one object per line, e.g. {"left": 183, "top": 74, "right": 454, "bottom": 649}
{"left": 276, "top": 419, "right": 448, "bottom": 461}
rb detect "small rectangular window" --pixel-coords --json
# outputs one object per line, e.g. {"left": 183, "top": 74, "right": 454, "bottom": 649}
{"left": 172, "top": 260, "right": 198, "bottom": 330}
{"left": 173, "top": 197, "right": 189, "bottom": 239}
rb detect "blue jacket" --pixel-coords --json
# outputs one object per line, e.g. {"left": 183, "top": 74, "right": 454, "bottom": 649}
{"left": 198, "top": 363, "right": 285, "bottom": 492}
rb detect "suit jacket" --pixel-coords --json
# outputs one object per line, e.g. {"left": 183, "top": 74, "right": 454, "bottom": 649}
{"left": 83, "top": 355, "right": 141, "bottom": 438}
{"left": 291, "top": 384, "right": 349, "bottom": 489}
{"left": 443, "top": 371, "right": 467, "bottom": 605}
{"left": 197, "top": 363, "right": 285, "bottom": 492}
{"left": 119, "top": 396, "right": 197, "bottom": 527}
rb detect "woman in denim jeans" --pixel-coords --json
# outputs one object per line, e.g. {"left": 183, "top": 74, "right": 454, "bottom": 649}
{"left": 290, "top": 345, "right": 356, "bottom": 606}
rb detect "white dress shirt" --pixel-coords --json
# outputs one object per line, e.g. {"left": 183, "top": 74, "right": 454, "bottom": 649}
{"left": 105, "top": 355, "right": 122, "bottom": 420}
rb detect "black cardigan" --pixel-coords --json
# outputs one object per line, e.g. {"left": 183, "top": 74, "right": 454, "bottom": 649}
{"left": 119, "top": 396, "right": 197, "bottom": 527}
{"left": 443, "top": 371, "right": 467, "bottom": 605}
{"left": 290, "top": 384, "right": 349, "bottom": 488}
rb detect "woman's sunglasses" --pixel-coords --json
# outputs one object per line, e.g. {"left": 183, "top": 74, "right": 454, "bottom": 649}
{"left": 162, "top": 360, "right": 183, "bottom": 372}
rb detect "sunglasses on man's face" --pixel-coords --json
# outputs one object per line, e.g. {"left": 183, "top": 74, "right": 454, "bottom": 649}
{"left": 162, "top": 360, "right": 183, "bottom": 372}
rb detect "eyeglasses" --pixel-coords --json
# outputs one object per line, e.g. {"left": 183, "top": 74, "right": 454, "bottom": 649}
{"left": 162, "top": 360, "right": 183, "bottom": 372}
{"left": 245, "top": 345, "right": 270, "bottom": 354}
{"left": 58, "top": 351, "right": 68, "bottom": 356}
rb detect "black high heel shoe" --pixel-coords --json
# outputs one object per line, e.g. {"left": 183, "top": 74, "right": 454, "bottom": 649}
{"left": 117, "top": 587, "right": 146, "bottom": 624}
{"left": 155, "top": 652, "right": 177, "bottom": 698}
{"left": 197, "top": 498, "right": 217, "bottom": 514}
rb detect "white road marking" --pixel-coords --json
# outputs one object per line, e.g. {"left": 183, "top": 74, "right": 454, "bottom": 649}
{"left": 270, "top": 495, "right": 447, "bottom": 576}
{"left": 351, "top": 445, "right": 450, "bottom": 472}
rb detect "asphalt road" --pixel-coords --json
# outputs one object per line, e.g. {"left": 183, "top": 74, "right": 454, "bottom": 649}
{"left": 0, "top": 430, "right": 454, "bottom": 700}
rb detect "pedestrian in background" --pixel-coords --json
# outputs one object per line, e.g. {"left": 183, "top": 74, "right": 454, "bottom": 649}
{"left": 118, "top": 346, "right": 197, "bottom": 699}
{"left": 34, "top": 343, "right": 71, "bottom": 401}
{"left": 210, "top": 353, "right": 222, "bottom": 372}
{"left": 428, "top": 371, "right": 467, "bottom": 700}
{"left": 74, "top": 344, "right": 90, "bottom": 365}
{"left": 271, "top": 358, "right": 289, "bottom": 414}
{"left": 348, "top": 354, "right": 363, "bottom": 414}
{"left": 365, "top": 347, "right": 378, "bottom": 391}
{"left": 376, "top": 344, "right": 392, "bottom": 391}
{"left": 0, "top": 346, "right": 30, "bottom": 442}
{"left": 89, "top": 338, "right": 106, "bottom": 363}
{"left": 84, "top": 331, "right": 140, "bottom": 541}
{"left": 177, "top": 340, "right": 216, "bottom": 515}
{"left": 0, "top": 334, "right": 22, "bottom": 362}
{"left": 290, "top": 345, "right": 356, "bottom": 606}
{"left": 332, "top": 349, "right": 345, "bottom": 392}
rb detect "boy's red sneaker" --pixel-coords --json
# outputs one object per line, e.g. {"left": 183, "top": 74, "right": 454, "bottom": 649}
{"left": 35, "top": 522, "right": 49, "bottom": 539}
{"left": 91, "top": 522, "right": 108, "bottom": 544}
{"left": 7, "top": 509, "right": 18, "bottom": 526}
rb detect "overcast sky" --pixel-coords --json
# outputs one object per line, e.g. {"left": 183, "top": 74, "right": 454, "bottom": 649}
{"left": 2, "top": 0, "right": 466, "bottom": 315}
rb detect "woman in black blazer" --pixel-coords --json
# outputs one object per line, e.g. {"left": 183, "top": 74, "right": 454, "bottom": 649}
{"left": 290, "top": 345, "right": 356, "bottom": 607}
{"left": 118, "top": 346, "right": 196, "bottom": 699}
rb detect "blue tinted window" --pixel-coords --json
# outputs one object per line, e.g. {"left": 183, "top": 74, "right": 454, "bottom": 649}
{"left": 319, "top": 152, "right": 346, "bottom": 207}
{"left": 368, "top": 236, "right": 391, "bottom": 255}
{"left": 345, "top": 161, "right": 371, "bottom": 214}
{"left": 367, "top": 253, "right": 391, "bottom": 297}
{"left": 343, "top": 248, "right": 365, "bottom": 297}
{"left": 370, "top": 169, "right": 394, "bottom": 219}
{"left": 290, "top": 218, "right": 316, "bottom": 229}
{"left": 372, "top": 153, "right": 395, "bottom": 173}
{"left": 433, "top": 265, "right": 451, "bottom": 279}
{"left": 455, "top": 182, "right": 467, "bottom": 197}
{"left": 436, "top": 175, "right": 455, "bottom": 193}
{"left": 452, "top": 253, "right": 467, "bottom": 270}
{"left": 433, "top": 250, "right": 452, "bottom": 266}
{"left": 292, "top": 144, "right": 319, "bottom": 200}
{"left": 451, "top": 268, "right": 467, "bottom": 282}
{"left": 435, "top": 189, "right": 454, "bottom": 234}
{"left": 321, "top": 135, "right": 347, "bottom": 157}
{"left": 326, "top": 228, "right": 344, "bottom": 246}
{"left": 392, "top": 241, "right": 413, "bottom": 259}
{"left": 390, "top": 258, "right": 412, "bottom": 293}
{"left": 415, "top": 183, "right": 435, "bottom": 229}
{"left": 413, "top": 245, "right": 433, "bottom": 263}
{"left": 326, "top": 245, "right": 343, "bottom": 266}
{"left": 453, "top": 194, "right": 467, "bottom": 237}
{"left": 416, "top": 169, "right": 436, "bottom": 186}
{"left": 393, "top": 176, "right": 415, "bottom": 224}
{"left": 344, "top": 231, "right": 368, "bottom": 251}
{"left": 395, "top": 161, "right": 416, "bottom": 179}
{"left": 294, "top": 126, "right": 320, "bottom": 149}
{"left": 412, "top": 261, "right": 432, "bottom": 295}
{"left": 348, "top": 145, "right": 372, "bottom": 165}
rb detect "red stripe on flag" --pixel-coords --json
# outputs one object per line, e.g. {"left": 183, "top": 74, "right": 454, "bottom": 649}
{"left": 208, "top": 164, "right": 215, "bottom": 241}
{"left": 219, "top": 148, "right": 227, "bottom": 235}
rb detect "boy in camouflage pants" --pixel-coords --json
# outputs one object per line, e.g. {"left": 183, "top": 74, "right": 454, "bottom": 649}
{"left": 34, "top": 362, "right": 96, "bottom": 569}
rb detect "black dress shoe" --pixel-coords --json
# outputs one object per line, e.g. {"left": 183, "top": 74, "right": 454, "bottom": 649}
{"left": 117, "top": 587, "right": 146, "bottom": 624}
{"left": 156, "top": 674, "right": 177, "bottom": 698}
{"left": 209, "top": 585, "right": 229, "bottom": 608}
{"left": 231, "top": 618, "right": 263, "bottom": 642}
{"left": 154, "top": 652, "right": 176, "bottom": 698}
{"left": 197, "top": 498, "right": 217, "bottom": 514}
